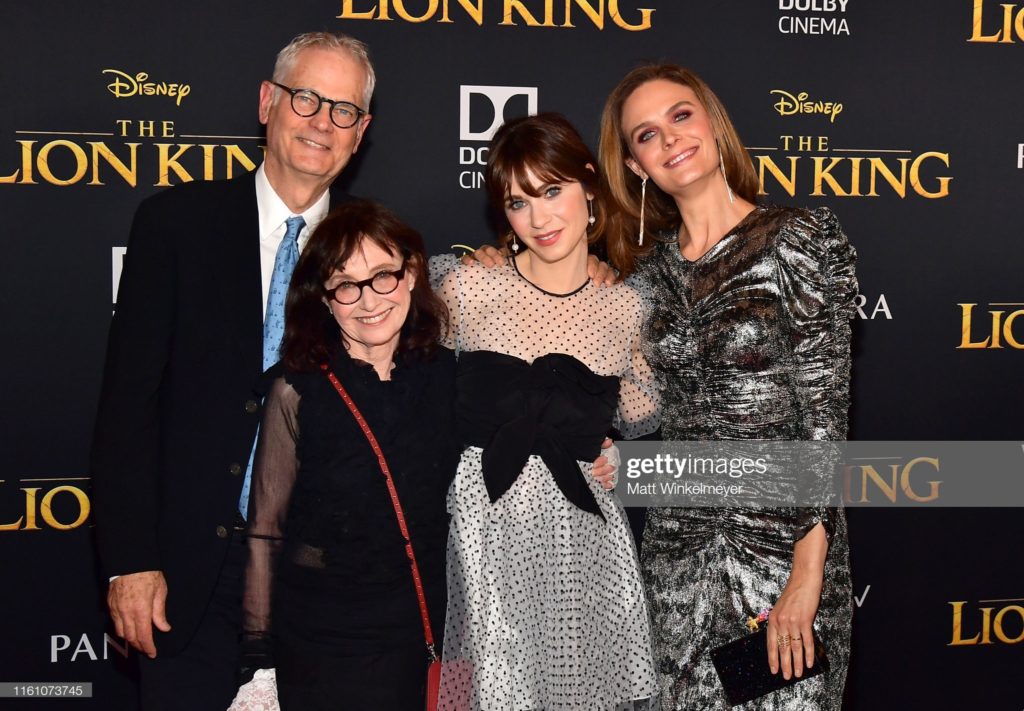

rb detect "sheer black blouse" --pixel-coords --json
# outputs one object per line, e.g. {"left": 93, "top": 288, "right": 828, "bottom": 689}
{"left": 242, "top": 346, "right": 460, "bottom": 639}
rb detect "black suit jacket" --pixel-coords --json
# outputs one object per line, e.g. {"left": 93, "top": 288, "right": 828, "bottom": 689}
{"left": 91, "top": 172, "right": 348, "bottom": 655}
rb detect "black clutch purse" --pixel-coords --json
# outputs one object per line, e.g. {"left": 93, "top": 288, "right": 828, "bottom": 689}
{"left": 710, "top": 627, "right": 830, "bottom": 707}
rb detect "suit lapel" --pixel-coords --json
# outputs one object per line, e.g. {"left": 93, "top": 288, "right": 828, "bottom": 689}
{"left": 215, "top": 177, "right": 350, "bottom": 388}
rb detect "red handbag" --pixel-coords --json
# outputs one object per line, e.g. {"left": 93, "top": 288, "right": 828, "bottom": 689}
{"left": 323, "top": 365, "right": 442, "bottom": 711}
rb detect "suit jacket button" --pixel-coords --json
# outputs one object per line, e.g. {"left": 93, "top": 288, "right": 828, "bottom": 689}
{"left": 244, "top": 399, "right": 259, "bottom": 414}
{"left": 215, "top": 525, "right": 228, "bottom": 539}
{"left": 229, "top": 463, "right": 242, "bottom": 476}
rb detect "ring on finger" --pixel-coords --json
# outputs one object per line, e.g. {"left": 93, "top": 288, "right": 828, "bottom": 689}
{"left": 777, "top": 633, "right": 791, "bottom": 647}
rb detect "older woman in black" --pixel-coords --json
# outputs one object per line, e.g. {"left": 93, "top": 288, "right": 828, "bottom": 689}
{"left": 240, "top": 200, "right": 460, "bottom": 710}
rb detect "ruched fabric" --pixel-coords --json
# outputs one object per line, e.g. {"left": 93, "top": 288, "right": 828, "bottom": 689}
{"left": 629, "top": 205, "right": 857, "bottom": 710}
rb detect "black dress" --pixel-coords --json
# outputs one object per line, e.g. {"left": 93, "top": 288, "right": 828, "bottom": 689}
{"left": 243, "top": 347, "right": 461, "bottom": 710}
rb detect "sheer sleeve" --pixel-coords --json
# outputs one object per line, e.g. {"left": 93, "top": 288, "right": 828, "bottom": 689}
{"left": 615, "top": 301, "right": 661, "bottom": 440}
{"left": 776, "top": 207, "right": 858, "bottom": 543}
{"left": 434, "top": 259, "right": 463, "bottom": 352}
{"left": 242, "top": 377, "right": 301, "bottom": 641}
{"left": 428, "top": 253, "right": 459, "bottom": 292}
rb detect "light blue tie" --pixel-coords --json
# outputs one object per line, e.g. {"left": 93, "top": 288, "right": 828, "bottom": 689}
{"left": 239, "top": 215, "right": 305, "bottom": 518}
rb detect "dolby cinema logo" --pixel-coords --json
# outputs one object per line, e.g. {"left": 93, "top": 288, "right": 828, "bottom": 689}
{"left": 459, "top": 85, "right": 538, "bottom": 142}
{"left": 777, "top": 0, "right": 851, "bottom": 35}
{"left": 457, "top": 85, "right": 538, "bottom": 189}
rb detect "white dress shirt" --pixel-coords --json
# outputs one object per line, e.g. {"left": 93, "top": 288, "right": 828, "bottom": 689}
{"left": 254, "top": 163, "right": 331, "bottom": 321}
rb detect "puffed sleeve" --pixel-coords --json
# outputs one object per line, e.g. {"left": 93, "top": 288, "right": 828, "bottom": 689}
{"left": 433, "top": 257, "right": 463, "bottom": 352}
{"left": 776, "top": 207, "right": 857, "bottom": 543}
{"left": 428, "top": 253, "right": 459, "bottom": 292}
{"left": 615, "top": 292, "right": 661, "bottom": 440}
{"left": 240, "top": 377, "right": 300, "bottom": 668}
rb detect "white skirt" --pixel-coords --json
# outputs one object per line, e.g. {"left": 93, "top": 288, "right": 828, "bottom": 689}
{"left": 440, "top": 447, "right": 657, "bottom": 711}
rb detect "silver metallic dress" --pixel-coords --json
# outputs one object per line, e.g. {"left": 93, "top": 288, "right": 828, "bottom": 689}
{"left": 629, "top": 205, "right": 856, "bottom": 710}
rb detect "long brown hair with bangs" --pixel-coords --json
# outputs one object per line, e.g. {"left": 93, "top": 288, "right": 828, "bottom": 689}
{"left": 281, "top": 199, "right": 447, "bottom": 372}
{"left": 485, "top": 113, "right": 614, "bottom": 250}
{"left": 599, "top": 64, "right": 759, "bottom": 278}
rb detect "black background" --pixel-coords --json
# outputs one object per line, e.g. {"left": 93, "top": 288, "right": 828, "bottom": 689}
{"left": 1, "top": 1, "right": 1022, "bottom": 708}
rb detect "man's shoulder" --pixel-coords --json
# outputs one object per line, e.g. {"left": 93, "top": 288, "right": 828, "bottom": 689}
{"left": 327, "top": 183, "right": 355, "bottom": 205}
{"left": 139, "top": 172, "right": 256, "bottom": 212}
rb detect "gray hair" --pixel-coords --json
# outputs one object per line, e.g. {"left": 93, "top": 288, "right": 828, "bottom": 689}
{"left": 271, "top": 32, "right": 376, "bottom": 109}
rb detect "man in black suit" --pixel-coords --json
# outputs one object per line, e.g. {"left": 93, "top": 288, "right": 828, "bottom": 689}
{"left": 90, "top": 32, "right": 373, "bottom": 710}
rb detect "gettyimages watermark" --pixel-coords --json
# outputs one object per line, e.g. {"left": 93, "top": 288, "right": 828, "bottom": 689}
{"left": 614, "top": 442, "right": 1024, "bottom": 507}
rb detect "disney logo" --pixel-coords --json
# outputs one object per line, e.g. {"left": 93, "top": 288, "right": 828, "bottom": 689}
{"left": 770, "top": 90, "right": 843, "bottom": 123}
{"left": 103, "top": 69, "right": 191, "bottom": 106}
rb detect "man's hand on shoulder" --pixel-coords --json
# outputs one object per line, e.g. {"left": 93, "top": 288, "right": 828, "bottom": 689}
{"left": 108, "top": 570, "right": 171, "bottom": 658}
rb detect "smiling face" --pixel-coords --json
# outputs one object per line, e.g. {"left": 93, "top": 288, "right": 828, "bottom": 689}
{"left": 620, "top": 79, "right": 721, "bottom": 198}
{"left": 259, "top": 47, "right": 371, "bottom": 196}
{"left": 504, "top": 167, "right": 593, "bottom": 266}
{"left": 324, "top": 239, "right": 413, "bottom": 364}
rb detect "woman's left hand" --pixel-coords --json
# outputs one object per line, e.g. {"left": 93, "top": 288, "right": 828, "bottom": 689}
{"left": 766, "top": 523, "right": 827, "bottom": 680}
{"left": 460, "top": 244, "right": 507, "bottom": 267}
{"left": 590, "top": 438, "right": 619, "bottom": 490}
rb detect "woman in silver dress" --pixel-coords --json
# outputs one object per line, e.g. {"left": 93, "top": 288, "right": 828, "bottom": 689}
{"left": 598, "top": 64, "right": 856, "bottom": 709}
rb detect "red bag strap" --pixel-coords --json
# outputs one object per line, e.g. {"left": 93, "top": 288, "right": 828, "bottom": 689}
{"left": 322, "top": 364, "right": 439, "bottom": 663}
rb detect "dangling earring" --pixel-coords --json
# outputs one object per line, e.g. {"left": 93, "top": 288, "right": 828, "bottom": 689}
{"left": 638, "top": 176, "right": 647, "bottom": 246}
{"left": 510, "top": 232, "right": 520, "bottom": 253}
{"left": 718, "top": 140, "right": 735, "bottom": 204}
{"left": 587, "top": 197, "right": 596, "bottom": 226}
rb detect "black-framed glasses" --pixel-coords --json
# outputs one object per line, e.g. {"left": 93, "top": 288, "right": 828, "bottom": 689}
{"left": 326, "top": 266, "right": 406, "bottom": 305}
{"left": 271, "top": 81, "right": 367, "bottom": 129}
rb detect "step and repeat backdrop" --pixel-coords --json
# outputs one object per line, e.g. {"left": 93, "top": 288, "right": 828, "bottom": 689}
{"left": 1, "top": 1, "right": 1022, "bottom": 709}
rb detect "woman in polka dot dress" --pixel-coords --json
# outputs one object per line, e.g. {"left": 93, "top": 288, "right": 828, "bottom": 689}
{"left": 433, "top": 113, "right": 660, "bottom": 710}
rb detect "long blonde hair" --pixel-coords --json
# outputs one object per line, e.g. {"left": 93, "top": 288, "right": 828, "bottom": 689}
{"left": 598, "top": 64, "right": 757, "bottom": 277}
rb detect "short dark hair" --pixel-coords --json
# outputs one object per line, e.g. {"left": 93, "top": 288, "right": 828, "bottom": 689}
{"left": 484, "top": 112, "right": 614, "bottom": 251}
{"left": 281, "top": 199, "right": 447, "bottom": 371}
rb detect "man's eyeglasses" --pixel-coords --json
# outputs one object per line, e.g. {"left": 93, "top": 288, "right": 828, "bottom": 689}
{"left": 271, "top": 81, "right": 366, "bottom": 129}
{"left": 326, "top": 266, "right": 406, "bottom": 305}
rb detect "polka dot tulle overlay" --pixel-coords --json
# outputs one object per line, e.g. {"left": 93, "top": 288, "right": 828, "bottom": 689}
{"left": 433, "top": 258, "right": 660, "bottom": 710}
{"left": 432, "top": 256, "right": 660, "bottom": 440}
{"left": 440, "top": 449, "right": 657, "bottom": 710}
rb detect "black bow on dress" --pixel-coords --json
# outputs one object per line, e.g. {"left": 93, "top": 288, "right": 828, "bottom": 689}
{"left": 457, "top": 351, "right": 618, "bottom": 521}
